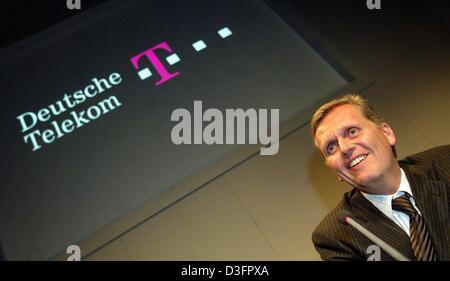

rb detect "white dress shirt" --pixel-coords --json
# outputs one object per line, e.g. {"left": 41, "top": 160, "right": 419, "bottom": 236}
{"left": 361, "top": 168, "right": 421, "bottom": 236}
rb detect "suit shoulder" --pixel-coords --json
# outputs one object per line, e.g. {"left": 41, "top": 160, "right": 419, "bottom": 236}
{"left": 311, "top": 190, "right": 364, "bottom": 260}
{"left": 401, "top": 145, "right": 450, "bottom": 164}
{"left": 312, "top": 189, "right": 356, "bottom": 237}
{"left": 399, "top": 145, "right": 450, "bottom": 182}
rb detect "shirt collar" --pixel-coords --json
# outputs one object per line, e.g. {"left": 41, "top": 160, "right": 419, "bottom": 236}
{"left": 396, "top": 168, "right": 413, "bottom": 198}
{"left": 361, "top": 168, "right": 412, "bottom": 218}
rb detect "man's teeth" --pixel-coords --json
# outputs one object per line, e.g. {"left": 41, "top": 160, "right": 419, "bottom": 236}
{"left": 349, "top": 155, "right": 367, "bottom": 168}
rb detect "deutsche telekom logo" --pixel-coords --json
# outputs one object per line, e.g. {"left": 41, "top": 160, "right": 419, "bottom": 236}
{"left": 15, "top": 25, "right": 279, "bottom": 155}
{"left": 130, "top": 27, "right": 232, "bottom": 86}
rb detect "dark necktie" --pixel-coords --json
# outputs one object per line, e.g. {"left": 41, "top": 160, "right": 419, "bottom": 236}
{"left": 391, "top": 194, "right": 437, "bottom": 261}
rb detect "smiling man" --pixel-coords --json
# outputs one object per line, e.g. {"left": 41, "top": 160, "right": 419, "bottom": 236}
{"left": 310, "top": 94, "right": 450, "bottom": 261}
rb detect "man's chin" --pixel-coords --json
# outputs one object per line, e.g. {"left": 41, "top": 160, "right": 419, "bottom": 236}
{"left": 354, "top": 177, "right": 371, "bottom": 186}
{"left": 342, "top": 174, "right": 374, "bottom": 191}
{"left": 351, "top": 175, "right": 382, "bottom": 193}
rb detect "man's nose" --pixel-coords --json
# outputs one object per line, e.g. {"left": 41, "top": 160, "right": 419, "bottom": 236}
{"left": 338, "top": 137, "right": 354, "bottom": 158}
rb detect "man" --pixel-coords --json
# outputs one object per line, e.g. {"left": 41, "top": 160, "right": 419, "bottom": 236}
{"left": 310, "top": 94, "right": 450, "bottom": 261}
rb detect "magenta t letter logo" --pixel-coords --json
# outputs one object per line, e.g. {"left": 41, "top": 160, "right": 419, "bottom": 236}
{"left": 131, "top": 42, "right": 180, "bottom": 86}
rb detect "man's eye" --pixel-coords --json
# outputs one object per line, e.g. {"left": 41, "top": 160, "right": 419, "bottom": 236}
{"left": 326, "top": 141, "right": 337, "bottom": 154}
{"left": 349, "top": 127, "right": 360, "bottom": 136}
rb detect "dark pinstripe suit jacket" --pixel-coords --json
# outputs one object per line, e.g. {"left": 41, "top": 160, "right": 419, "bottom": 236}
{"left": 312, "top": 145, "right": 450, "bottom": 261}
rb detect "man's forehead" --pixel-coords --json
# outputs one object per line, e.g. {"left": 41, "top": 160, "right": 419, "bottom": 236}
{"left": 315, "top": 104, "right": 364, "bottom": 143}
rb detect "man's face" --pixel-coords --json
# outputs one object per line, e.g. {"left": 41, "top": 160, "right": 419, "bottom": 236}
{"left": 314, "top": 104, "right": 397, "bottom": 193}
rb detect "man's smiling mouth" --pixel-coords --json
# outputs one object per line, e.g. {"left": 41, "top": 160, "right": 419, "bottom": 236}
{"left": 348, "top": 154, "right": 368, "bottom": 169}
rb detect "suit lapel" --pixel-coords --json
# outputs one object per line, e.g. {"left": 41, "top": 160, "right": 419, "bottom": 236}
{"left": 403, "top": 166, "right": 450, "bottom": 261}
{"left": 349, "top": 190, "right": 416, "bottom": 260}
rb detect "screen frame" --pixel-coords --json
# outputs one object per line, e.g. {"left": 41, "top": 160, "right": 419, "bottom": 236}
{"left": 1, "top": 0, "right": 373, "bottom": 260}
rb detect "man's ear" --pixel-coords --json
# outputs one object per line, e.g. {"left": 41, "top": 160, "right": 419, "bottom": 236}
{"left": 381, "top": 122, "right": 396, "bottom": 146}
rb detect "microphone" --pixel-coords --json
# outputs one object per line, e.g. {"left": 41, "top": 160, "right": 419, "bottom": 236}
{"left": 337, "top": 210, "right": 410, "bottom": 261}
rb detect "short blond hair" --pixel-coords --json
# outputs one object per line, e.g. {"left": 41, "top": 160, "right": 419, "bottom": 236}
{"left": 311, "top": 94, "right": 397, "bottom": 157}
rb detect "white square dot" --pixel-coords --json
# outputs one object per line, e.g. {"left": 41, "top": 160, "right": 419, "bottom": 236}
{"left": 192, "top": 40, "right": 207, "bottom": 52}
{"left": 218, "top": 27, "right": 232, "bottom": 38}
{"left": 166, "top": 53, "right": 180, "bottom": 65}
{"left": 138, "top": 68, "right": 152, "bottom": 80}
